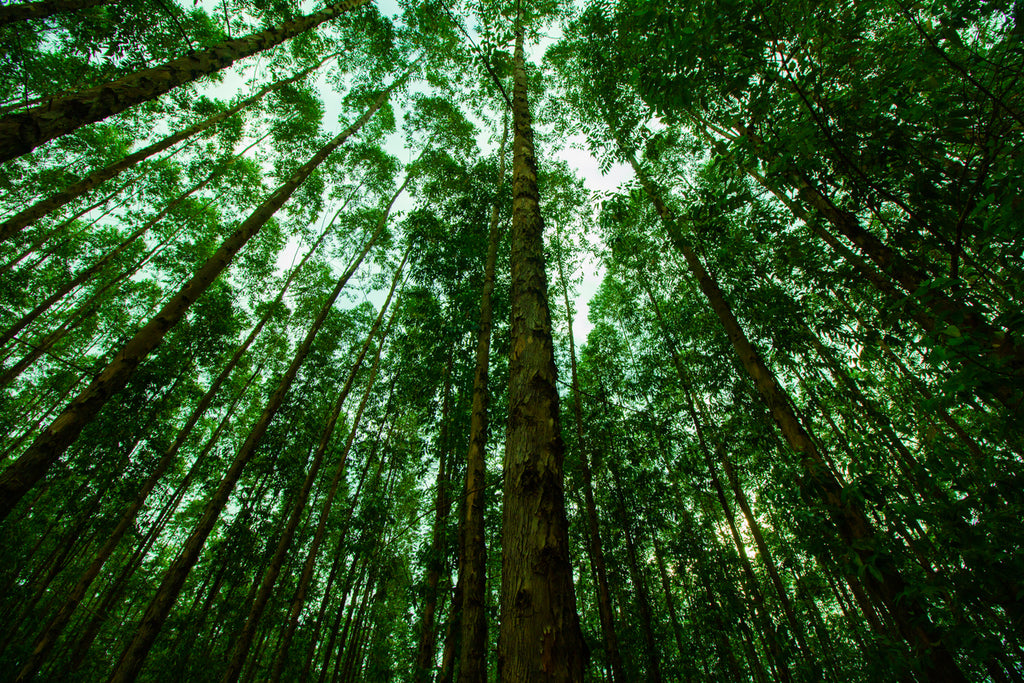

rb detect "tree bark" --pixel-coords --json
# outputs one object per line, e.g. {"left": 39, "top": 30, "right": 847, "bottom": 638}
{"left": 620, "top": 146, "right": 968, "bottom": 683}
{"left": 456, "top": 112, "right": 506, "bottom": 683}
{"left": 0, "top": 0, "right": 113, "bottom": 26}
{"left": 0, "top": 0, "right": 370, "bottom": 162}
{"left": 497, "top": 16, "right": 586, "bottom": 683}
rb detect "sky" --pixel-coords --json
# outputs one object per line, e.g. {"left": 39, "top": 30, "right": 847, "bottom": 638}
{"left": 197, "top": 0, "right": 636, "bottom": 346}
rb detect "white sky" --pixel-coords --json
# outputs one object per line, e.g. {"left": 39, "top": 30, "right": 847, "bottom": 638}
{"left": 198, "top": 0, "right": 637, "bottom": 346}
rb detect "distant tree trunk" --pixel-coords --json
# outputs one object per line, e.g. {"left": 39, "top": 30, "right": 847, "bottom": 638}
{"left": 0, "top": 56, "right": 331, "bottom": 244}
{"left": 646, "top": 533, "right": 686, "bottom": 670}
{"left": 101, "top": 184, "right": 400, "bottom": 683}
{"left": 0, "top": 130, "right": 266, "bottom": 351}
{"left": 553, "top": 233, "right": 625, "bottom": 682}
{"left": 619, "top": 146, "right": 967, "bottom": 682}
{"left": 436, "top": 577, "right": 462, "bottom": 683}
{"left": 301, "top": 399, "right": 396, "bottom": 682}
{"left": 0, "top": 170, "right": 144, "bottom": 274}
{"left": 267, "top": 262, "right": 407, "bottom": 683}
{"left": 219, "top": 173, "right": 409, "bottom": 683}
{"left": 15, "top": 361, "right": 259, "bottom": 682}
{"left": 456, "top": 112, "right": 506, "bottom": 683}
{"left": 0, "top": 80, "right": 396, "bottom": 523}
{"left": 414, "top": 359, "right": 455, "bottom": 683}
{"left": 642, "top": 282, "right": 815, "bottom": 676}
{"left": 608, "top": 467, "right": 663, "bottom": 683}
{"left": 498, "top": 14, "right": 586, "bottom": 682}
{"left": 0, "top": 0, "right": 372, "bottom": 162}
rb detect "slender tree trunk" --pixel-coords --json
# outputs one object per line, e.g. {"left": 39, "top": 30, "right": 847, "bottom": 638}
{"left": 0, "top": 80, "right": 397, "bottom": 522}
{"left": 498, "top": 15, "right": 586, "bottom": 682}
{"left": 415, "top": 359, "right": 455, "bottom": 683}
{"left": 218, "top": 178, "right": 409, "bottom": 683}
{"left": 0, "top": 57, "right": 331, "bottom": 244}
{"left": 649, "top": 534, "right": 689, "bottom": 678}
{"left": 101, "top": 187, "right": 399, "bottom": 683}
{"left": 267, "top": 257, "right": 408, "bottom": 683}
{"left": 14, "top": 362, "right": 260, "bottom": 682}
{"left": 456, "top": 112, "right": 506, "bottom": 683}
{"left": 0, "top": 128, "right": 268, "bottom": 351}
{"left": 553, "top": 233, "right": 625, "bottom": 682}
{"left": 0, "top": 0, "right": 372, "bottom": 162}
{"left": 620, "top": 146, "right": 967, "bottom": 682}
{"left": 609, "top": 468, "right": 663, "bottom": 683}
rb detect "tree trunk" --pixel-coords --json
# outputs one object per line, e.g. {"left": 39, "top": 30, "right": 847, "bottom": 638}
{"left": 0, "top": 56, "right": 331, "bottom": 244}
{"left": 497, "top": 16, "right": 586, "bottom": 683}
{"left": 553, "top": 232, "right": 625, "bottom": 682}
{"left": 267, "top": 260, "right": 407, "bottom": 683}
{"left": 621, "top": 147, "right": 967, "bottom": 682}
{"left": 415, "top": 360, "right": 455, "bottom": 683}
{"left": 219, "top": 173, "right": 409, "bottom": 683}
{"left": 456, "top": 112, "right": 506, "bottom": 683}
{"left": 0, "top": 0, "right": 114, "bottom": 26}
{"left": 0, "top": 80, "right": 396, "bottom": 522}
{"left": 0, "top": 0, "right": 372, "bottom": 162}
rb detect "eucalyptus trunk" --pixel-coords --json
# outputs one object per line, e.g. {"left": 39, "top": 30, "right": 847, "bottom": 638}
{"left": 497, "top": 19, "right": 586, "bottom": 683}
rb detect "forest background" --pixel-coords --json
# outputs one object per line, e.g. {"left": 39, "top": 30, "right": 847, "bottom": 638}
{"left": 0, "top": 0, "right": 1022, "bottom": 681}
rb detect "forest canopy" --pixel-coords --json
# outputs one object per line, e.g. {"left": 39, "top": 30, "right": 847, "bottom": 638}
{"left": 0, "top": 0, "right": 1022, "bottom": 681}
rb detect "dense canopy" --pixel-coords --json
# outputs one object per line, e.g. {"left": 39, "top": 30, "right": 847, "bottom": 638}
{"left": 0, "top": 0, "right": 1022, "bottom": 681}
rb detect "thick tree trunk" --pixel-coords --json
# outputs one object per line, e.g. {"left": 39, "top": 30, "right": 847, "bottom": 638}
{"left": 497, "top": 19, "right": 586, "bottom": 683}
{"left": 0, "top": 0, "right": 370, "bottom": 162}
{"left": 0, "top": 81, "right": 395, "bottom": 522}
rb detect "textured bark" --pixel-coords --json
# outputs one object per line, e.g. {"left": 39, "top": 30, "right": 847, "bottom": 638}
{"left": 456, "top": 115, "right": 505, "bottom": 683}
{"left": 0, "top": 0, "right": 370, "bottom": 162}
{"left": 0, "top": 0, "right": 113, "bottom": 25}
{"left": 622, "top": 148, "right": 968, "bottom": 683}
{"left": 497, "top": 19, "right": 586, "bottom": 683}
{"left": 0, "top": 82, "right": 392, "bottom": 523}
{"left": 0, "top": 56, "right": 330, "bottom": 244}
